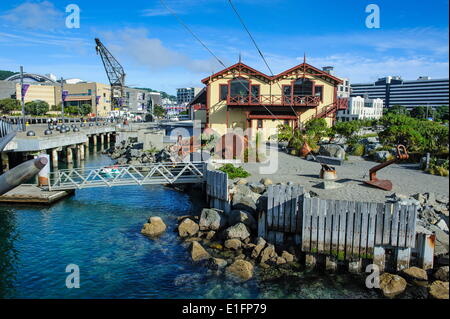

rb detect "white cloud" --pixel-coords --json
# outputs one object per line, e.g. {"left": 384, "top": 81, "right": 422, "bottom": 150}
{"left": 101, "top": 28, "right": 222, "bottom": 74}
{"left": 0, "top": 1, "right": 64, "bottom": 31}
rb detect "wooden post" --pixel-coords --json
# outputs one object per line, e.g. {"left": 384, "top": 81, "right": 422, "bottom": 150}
{"left": 396, "top": 248, "right": 411, "bottom": 271}
{"left": 373, "top": 246, "right": 385, "bottom": 272}
{"left": 51, "top": 148, "right": 58, "bottom": 168}
{"left": 66, "top": 147, "right": 73, "bottom": 164}
{"left": 418, "top": 233, "right": 435, "bottom": 270}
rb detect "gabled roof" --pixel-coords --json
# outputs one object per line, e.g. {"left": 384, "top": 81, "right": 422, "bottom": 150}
{"left": 201, "top": 62, "right": 343, "bottom": 85}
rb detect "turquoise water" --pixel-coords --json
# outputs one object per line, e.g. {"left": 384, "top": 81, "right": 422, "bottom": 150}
{"left": 0, "top": 148, "right": 379, "bottom": 299}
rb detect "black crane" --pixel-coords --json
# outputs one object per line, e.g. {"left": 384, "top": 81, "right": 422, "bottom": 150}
{"left": 95, "top": 38, "right": 126, "bottom": 110}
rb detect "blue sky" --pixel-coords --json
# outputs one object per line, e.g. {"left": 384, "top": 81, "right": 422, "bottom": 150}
{"left": 0, "top": 0, "right": 448, "bottom": 94}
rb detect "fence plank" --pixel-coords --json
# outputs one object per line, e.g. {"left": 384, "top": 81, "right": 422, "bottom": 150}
{"left": 406, "top": 205, "right": 417, "bottom": 248}
{"left": 318, "top": 199, "right": 326, "bottom": 254}
{"left": 383, "top": 203, "right": 393, "bottom": 245}
{"left": 302, "top": 197, "right": 311, "bottom": 252}
{"left": 278, "top": 184, "right": 287, "bottom": 232}
{"left": 367, "top": 202, "right": 377, "bottom": 259}
{"left": 360, "top": 202, "right": 369, "bottom": 259}
{"left": 345, "top": 201, "right": 355, "bottom": 260}
{"left": 325, "top": 199, "right": 333, "bottom": 256}
{"left": 267, "top": 185, "right": 274, "bottom": 229}
{"left": 331, "top": 200, "right": 339, "bottom": 257}
{"left": 375, "top": 203, "right": 385, "bottom": 246}
{"left": 352, "top": 202, "right": 362, "bottom": 259}
{"left": 284, "top": 185, "right": 292, "bottom": 232}
{"left": 398, "top": 205, "right": 408, "bottom": 248}
{"left": 290, "top": 184, "right": 299, "bottom": 233}
{"left": 310, "top": 198, "right": 319, "bottom": 254}
{"left": 391, "top": 203, "right": 400, "bottom": 247}
{"left": 338, "top": 200, "right": 348, "bottom": 261}
{"left": 273, "top": 185, "right": 281, "bottom": 231}
{"left": 296, "top": 191, "right": 305, "bottom": 235}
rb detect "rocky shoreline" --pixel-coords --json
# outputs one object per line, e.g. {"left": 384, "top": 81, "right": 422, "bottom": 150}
{"left": 140, "top": 176, "right": 449, "bottom": 299}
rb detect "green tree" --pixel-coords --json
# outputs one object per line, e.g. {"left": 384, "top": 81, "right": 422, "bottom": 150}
{"left": 410, "top": 106, "right": 427, "bottom": 119}
{"left": 434, "top": 105, "right": 449, "bottom": 121}
{"left": 332, "top": 121, "right": 362, "bottom": 139}
{"left": 24, "top": 100, "right": 49, "bottom": 116}
{"left": 153, "top": 104, "right": 166, "bottom": 118}
{"left": 387, "top": 104, "right": 409, "bottom": 116}
{"left": 80, "top": 104, "right": 92, "bottom": 116}
{"left": 0, "top": 98, "right": 20, "bottom": 114}
{"left": 0, "top": 70, "right": 16, "bottom": 80}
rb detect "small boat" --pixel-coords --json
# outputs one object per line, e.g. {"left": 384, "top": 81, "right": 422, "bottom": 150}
{"left": 99, "top": 165, "right": 121, "bottom": 178}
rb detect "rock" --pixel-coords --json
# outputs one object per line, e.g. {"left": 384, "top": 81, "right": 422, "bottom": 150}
{"left": 260, "top": 178, "right": 273, "bottom": 186}
{"left": 224, "top": 239, "right": 242, "bottom": 250}
{"left": 428, "top": 281, "right": 449, "bottom": 299}
{"left": 374, "top": 151, "right": 392, "bottom": 162}
{"left": 379, "top": 273, "right": 407, "bottom": 298}
{"left": 206, "top": 231, "right": 216, "bottom": 240}
{"left": 437, "top": 219, "right": 449, "bottom": 232}
{"left": 281, "top": 251, "right": 294, "bottom": 263}
{"left": 235, "top": 178, "right": 248, "bottom": 185}
{"left": 251, "top": 237, "right": 267, "bottom": 259}
{"left": 436, "top": 194, "right": 449, "bottom": 205}
{"left": 178, "top": 218, "right": 199, "bottom": 237}
{"left": 199, "top": 208, "right": 226, "bottom": 231}
{"left": 235, "top": 254, "right": 246, "bottom": 260}
{"left": 141, "top": 217, "right": 167, "bottom": 237}
{"left": 319, "top": 144, "right": 345, "bottom": 159}
{"left": 228, "top": 210, "right": 257, "bottom": 230}
{"left": 425, "top": 192, "right": 437, "bottom": 206}
{"left": 232, "top": 185, "right": 261, "bottom": 213}
{"left": 275, "top": 257, "right": 287, "bottom": 265}
{"left": 225, "top": 223, "right": 250, "bottom": 241}
{"left": 419, "top": 208, "right": 440, "bottom": 225}
{"left": 434, "top": 266, "right": 449, "bottom": 282}
{"left": 260, "top": 244, "right": 277, "bottom": 264}
{"left": 209, "top": 258, "right": 227, "bottom": 269}
{"left": 225, "top": 259, "right": 254, "bottom": 282}
{"left": 249, "top": 183, "right": 266, "bottom": 194}
{"left": 401, "top": 267, "right": 428, "bottom": 285}
{"left": 184, "top": 237, "right": 202, "bottom": 243}
{"left": 191, "top": 241, "right": 210, "bottom": 262}
{"left": 412, "top": 193, "right": 426, "bottom": 205}
{"left": 209, "top": 242, "right": 223, "bottom": 250}
{"left": 428, "top": 224, "right": 449, "bottom": 256}
{"left": 360, "top": 136, "right": 379, "bottom": 144}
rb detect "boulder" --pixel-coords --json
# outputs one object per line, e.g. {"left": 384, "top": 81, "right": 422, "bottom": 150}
{"left": 228, "top": 210, "right": 257, "bottom": 230}
{"left": 434, "top": 266, "right": 449, "bottom": 282}
{"left": 281, "top": 251, "right": 294, "bottom": 263}
{"left": 232, "top": 184, "right": 261, "bottom": 213}
{"left": 224, "top": 239, "right": 242, "bottom": 250}
{"left": 206, "top": 231, "right": 216, "bottom": 240}
{"left": 199, "top": 208, "right": 226, "bottom": 231}
{"left": 260, "top": 244, "right": 277, "bottom": 264}
{"left": 379, "top": 273, "right": 407, "bottom": 298}
{"left": 178, "top": 218, "right": 199, "bottom": 237}
{"left": 251, "top": 237, "right": 267, "bottom": 259}
{"left": 401, "top": 267, "right": 428, "bottom": 285}
{"left": 191, "top": 241, "right": 210, "bottom": 262}
{"left": 260, "top": 178, "right": 273, "bottom": 186}
{"left": 235, "top": 178, "right": 248, "bottom": 185}
{"left": 275, "top": 257, "right": 287, "bottom": 265}
{"left": 428, "top": 281, "right": 449, "bottom": 299}
{"left": 374, "top": 151, "right": 392, "bottom": 162}
{"left": 225, "top": 259, "right": 254, "bottom": 282}
{"left": 225, "top": 223, "right": 251, "bottom": 241}
{"left": 209, "top": 258, "right": 227, "bottom": 269}
{"left": 141, "top": 217, "right": 167, "bottom": 237}
{"left": 249, "top": 183, "right": 266, "bottom": 194}
{"left": 437, "top": 219, "right": 449, "bottom": 232}
{"left": 319, "top": 144, "right": 345, "bottom": 159}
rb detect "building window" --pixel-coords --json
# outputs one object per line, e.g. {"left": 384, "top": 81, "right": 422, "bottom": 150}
{"left": 230, "top": 77, "right": 250, "bottom": 97}
{"left": 220, "top": 84, "right": 228, "bottom": 101}
{"left": 315, "top": 86, "right": 323, "bottom": 101}
{"left": 257, "top": 119, "right": 263, "bottom": 128}
{"left": 293, "top": 78, "right": 313, "bottom": 96}
{"left": 251, "top": 85, "right": 260, "bottom": 103}
{"left": 87, "top": 89, "right": 92, "bottom": 95}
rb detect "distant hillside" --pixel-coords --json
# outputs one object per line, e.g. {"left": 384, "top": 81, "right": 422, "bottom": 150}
{"left": 0, "top": 70, "right": 16, "bottom": 80}
{"left": 134, "top": 87, "right": 176, "bottom": 101}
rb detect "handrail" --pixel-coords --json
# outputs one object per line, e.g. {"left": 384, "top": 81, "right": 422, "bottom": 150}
{"left": 227, "top": 94, "right": 320, "bottom": 106}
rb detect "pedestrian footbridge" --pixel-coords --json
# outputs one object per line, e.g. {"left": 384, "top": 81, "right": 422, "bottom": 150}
{"left": 48, "top": 162, "right": 207, "bottom": 190}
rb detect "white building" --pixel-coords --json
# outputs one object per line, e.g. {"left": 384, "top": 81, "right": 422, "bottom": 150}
{"left": 337, "top": 95, "right": 384, "bottom": 121}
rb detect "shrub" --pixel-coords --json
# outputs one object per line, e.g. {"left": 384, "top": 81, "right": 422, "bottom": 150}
{"left": 426, "top": 158, "right": 449, "bottom": 177}
{"left": 0, "top": 98, "right": 20, "bottom": 114}
{"left": 218, "top": 164, "right": 250, "bottom": 179}
{"left": 351, "top": 143, "right": 365, "bottom": 156}
{"left": 24, "top": 100, "right": 49, "bottom": 116}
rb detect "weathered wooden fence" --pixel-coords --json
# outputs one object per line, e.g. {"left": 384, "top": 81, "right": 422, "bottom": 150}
{"left": 205, "top": 169, "right": 230, "bottom": 213}
{"left": 258, "top": 184, "right": 431, "bottom": 272}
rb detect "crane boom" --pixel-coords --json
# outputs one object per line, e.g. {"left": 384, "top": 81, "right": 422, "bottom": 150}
{"left": 95, "top": 38, "right": 126, "bottom": 110}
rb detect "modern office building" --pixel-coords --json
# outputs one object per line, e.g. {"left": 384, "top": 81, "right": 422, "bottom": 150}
{"left": 337, "top": 95, "right": 384, "bottom": 121}
{"left": 351, "top": 76, "right": 449, "bottom": 109}
{"left": 176, "top": 87, "right": 202, "bottom": 105}
{"left": 63, "top": 82, "right": 112, "bottom": 116}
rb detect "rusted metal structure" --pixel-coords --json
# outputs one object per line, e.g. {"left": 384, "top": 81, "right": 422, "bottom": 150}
{"left": 365, "top": 144, "right": 409, "bottom": 191}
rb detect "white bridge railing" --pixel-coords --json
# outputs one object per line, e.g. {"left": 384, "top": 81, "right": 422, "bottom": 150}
{"left": 48, "top": 162, "right": 207, "bottom": 190}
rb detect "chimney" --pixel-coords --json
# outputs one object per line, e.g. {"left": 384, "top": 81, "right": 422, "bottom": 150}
{"left": 322, "top": 66, "right": 334, "bottom": 75}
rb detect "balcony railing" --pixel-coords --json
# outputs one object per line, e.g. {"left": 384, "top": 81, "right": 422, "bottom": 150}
{"left": 227, "top": 94, "right": 321, "bottom": 107}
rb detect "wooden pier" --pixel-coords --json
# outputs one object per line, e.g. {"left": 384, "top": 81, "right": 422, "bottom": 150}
{"left": 0, "top": 184, "right": 74, "bottom": 204}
